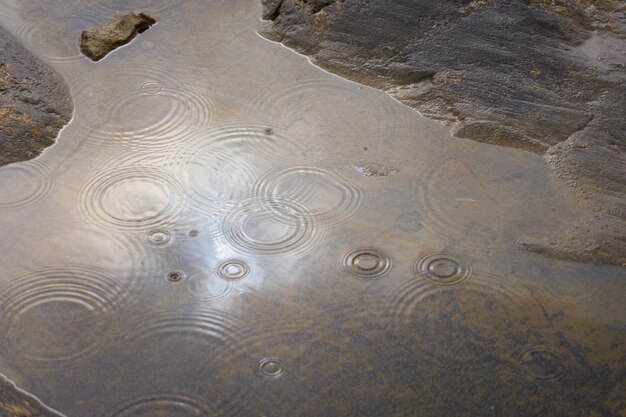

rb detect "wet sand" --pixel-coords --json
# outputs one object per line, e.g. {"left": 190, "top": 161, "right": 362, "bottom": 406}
{"left": 0, "top": 0, "right": 624, "bottom": 416}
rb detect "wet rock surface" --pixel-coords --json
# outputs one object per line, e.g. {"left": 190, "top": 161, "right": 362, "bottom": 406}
{"left": 0, "top": 27, "right": 73, "bottom": 167}
{"left": 518, "top": 95, "right": 626, "bottom": 266}
{"left": 80, "top": 12, "right": 156, "bottom": 61}
{"left": 0, "top": 374, "right": 65, "bottom": 417}
{"left": 260, "top": 0, "right": 626, "bottom": 265}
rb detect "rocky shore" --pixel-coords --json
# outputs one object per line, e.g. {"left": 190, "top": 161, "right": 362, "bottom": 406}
{"left": 260, "top": 0, "right": 626, "bottom": 266}
{"left": 0, "top": 374, "right": 65, "bottom": 417}
{"left": 0, "top": 26, "right": 73, "bottom": 167}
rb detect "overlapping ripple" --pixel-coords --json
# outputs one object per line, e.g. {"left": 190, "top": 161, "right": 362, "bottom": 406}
{"left": 10, "top": 0, "right": 193, "bottom": 65}
{"left": 175, "top": 123, "right": 305, "bottom": 213}
{"left": 0, "top": 160, "right": 56, "bottom": 210}
{"left": 79, "top": 164, "right": 186, "bottom": 231}
{"left": 2, "top": 223, "right": 143, "bottom": 272}
{"left": 0, "top": 265, "right": 139, "bottom": 369}
{"left": 233, "top": 314, "right": 382, "bottom": 415}
{"left": 383, "top": 266, "right": 546, "bottom": 372}
{"left": 254, "top": 165, "right": 363, "bottom": 225}
{"left": 130, "top": 307, "right": 247, "bottom": 353}
{"left": 185, "top": 270, "right": 239, "bottom": 302}
{"left": 108, "top": 394, "right": 211, "bottom": 417}
{"left": 10, "top": 9, "right": 95, "bottom": 65}
{"left": 512, "top": 345, "right": 567, "bottom": 382}
{"left": 244, "top": 77, "right": 398, "bottom": 132}
{"left": 213, "top": 197, "right": 325, "bottom": 257}
{"left": 85, "top": 76, "right": 216, "bottom": 152}
{"left": 119, "top": 307, "right": 255, "bottom": 416}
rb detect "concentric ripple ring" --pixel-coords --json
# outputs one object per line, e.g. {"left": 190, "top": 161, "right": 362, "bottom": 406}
{"left": 0, "top": 265, "right": 136, "bottom": 368}
{"left": 0, "top": 161, "right": 56, "bottom": 210}
{"left": 80, "top": 165, "right": 185, "bottom": 231}
{"left": 175, "top": 123, "right": 305, "bottom": 213}
{"left": 414, "top": 253, "right": 471, "bottom": 286}
{"left": 216, "top": 197, "right": 323, "bottom": 257}
{"left": 342, "top": 249, "right": 393, "bottom": 278}
{"left": 255, "top": 165, "right": 363, "bottom": 225}
{"left": 109, "top": 394, "right": 212, "bottom": 417}
{"left": 514, "top": 345, "right": 567, "bottom": 381}
{"left": 216, "top": 259, "right": 251, "bottom": 281}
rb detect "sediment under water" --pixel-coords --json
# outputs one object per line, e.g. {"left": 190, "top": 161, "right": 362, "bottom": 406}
{"left": 0, "top": 0, "right": 624, "bottom": 416}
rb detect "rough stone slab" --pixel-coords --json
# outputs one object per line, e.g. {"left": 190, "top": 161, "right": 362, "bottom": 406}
{"left": 0, "top": 26, "right": 73, "bottom": 167}
{"left": 519, "top": 92, "right": 626, "bottom": 266}
{"left": 260, "top": 0, "right": 626, "bottom": 266}
{"left": 80, "top": 12, "right": 156, "bottom": 61}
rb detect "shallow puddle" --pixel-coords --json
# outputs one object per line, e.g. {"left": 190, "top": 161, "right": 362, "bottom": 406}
{"left": 0, "top": 1, "right": 625, "bottom": 416}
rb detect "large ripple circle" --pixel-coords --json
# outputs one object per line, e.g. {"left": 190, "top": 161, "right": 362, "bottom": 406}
{"left": 0, "top": 265, "right": 138, "bottom": 369}
{"left": 109, "top": 394, "right": 211, "bottom": 417}
{"left": 175, "top": 123, "right": 305, "bottom": 214}
{"left": 0, "top": 161, "right": 56, "bottom": 209}
{"left": 80, "top": 165, "right": 185, "bottom": 231}
{"left": 254, "top": 165, "right": 363, "bottom": 225}
{"left": 214, "top": 198, "right": 324, "bottom": 257}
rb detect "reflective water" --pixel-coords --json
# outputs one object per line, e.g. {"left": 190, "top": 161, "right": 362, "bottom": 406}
{"left": 0, "top": 1, "right": 624, "bottom": 416}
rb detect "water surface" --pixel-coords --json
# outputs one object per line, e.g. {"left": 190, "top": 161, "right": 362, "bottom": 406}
{"left": 0, "top": 1, "right": 624, "bottom": 416}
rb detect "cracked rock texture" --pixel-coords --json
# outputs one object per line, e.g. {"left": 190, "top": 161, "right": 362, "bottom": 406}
{"left": 0, "top": 374, "right": 66, "bottom": 417}
{"left": 260, "top": 0, "right": 626, "bottom": 266}
{"left": 80, "top": 12, "right": 156, "bottom": 61}
{"left": 0, "top": 26, "right": 73, "bottom": 167}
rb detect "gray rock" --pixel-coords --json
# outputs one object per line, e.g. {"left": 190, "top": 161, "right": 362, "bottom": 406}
{"left": 519, "top": 90, "right": 626, "bottom": 266}
{"left": 0, "top": 374, "right": 66, "bottom": 416}
{"left": 0, "top": 26, "right": 73, "bottom": 167}
{"left": 260, "top": 0, "right": 626, "bottom": 266}
{"left": 80, "top": 12, "right": 156, "bottom": 61}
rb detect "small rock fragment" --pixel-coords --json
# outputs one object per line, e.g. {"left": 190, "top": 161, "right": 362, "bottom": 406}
{"left": 80, "top": 12, "right": 156, "bottom": 61}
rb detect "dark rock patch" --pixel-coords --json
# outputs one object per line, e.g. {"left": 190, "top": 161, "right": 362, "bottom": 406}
{"left": 80, "top": 12, "right": 156, "bottom": 61}
{"left": 259, "top": 0, "right": 626, "bottom": 266}
{"left": 0, "top": 374, "right": 66, "bottom": 417}
{"left": 0, "top": 26, "right": 73, "bottom": 167}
